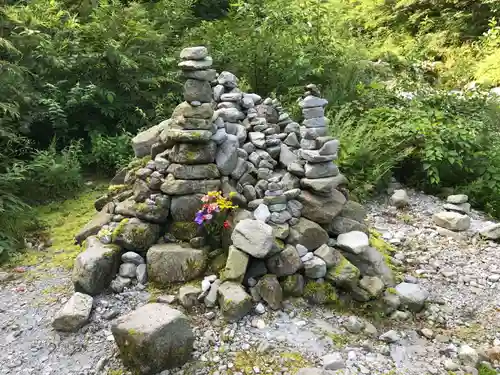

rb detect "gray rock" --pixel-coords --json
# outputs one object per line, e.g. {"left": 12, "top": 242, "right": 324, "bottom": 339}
{"left": 458, "top": 345, "right": 478, "bottom": 366}
{"left": 281, "top": 172, "right": 301, "bottom": 191}
{"left": 136, "top": 264, "right": 147, "bottom": 284}
{"left": 147, "top": 243, "right": 207, "bottom": 285}
{"left": 132, "top": 125, "right": 161, "bottom": 157}
{"left": 75, "top": 210, "right": 113, "bottom": 244}
{"left": 166, "top": 163, "right": 220, "bottom": 180}
{"left": 299, "top": 95, "right": 328, "bottom": 108}
{"left": 243, "top": 185, "right": 257, "bottom": 202}
{"left": 270, "top": 210, "right": 292, "bottom": 224}
{"left": 217, "top": 71, "right": 238, "bottom": 88}
{"left": 122, "top": 252, "right": 145, "bottom": 265}
{"left": 480, "top": 223, "right": 500, "bottom": 239}
{"left": 288, "top": 161, "right": 305, "bottom": 177}
{"left": 447, "top": 194, "right": 468, "bottom": 204}
{"left": 344, "top": 315, "right": 364, "bottom": 333}
{"left": 169, "top": 194, "right": 203, "bottom": 222}
{"left": 113, "top": 218, "right": 160, "bottom": 251}
{"left": 297, "top": 369, "right": 324, "bottom": 375}
{"left": 231, "top": 219, "right": 274, "bottom": 258}
{"left": 216, "top": 137, "right": 239, "bottom": 176}
{"left": 218, "top": 107, "right": 245, "bottom": 122}
{"left": 298, "top": 189, "right": 346, "bottom": 224}
{"left": 304, "top": 162, "right": 340, "bottom": 179}
{"left": 343, "top": 246, "right": 394, "bottom": 286}
{"left": 379, "top": 330, "right": 400, "bottom": 343}
{"left": 296, "top": 244, "right": 309, "bottom": 257}
{"left": 119, "top": 263, "right": 137, "bottom": 278}
{"left": 171, "top": 101, "right": 213, "bottom": 119}
{"left": 314, "top": 244, "right": 341, "bottom": 267}
{"left": 266, "top": 245, "right": 302, "bottom": 277}
{"left": 287, "top": 200, "right": 303, "bottom": 217}
{"left": 212, "top": 128, "right": 228, "bottom": 145}
{"left": 112, "top": 304, "right": 194, "bottom": 373}
{"left": 322, "top": 352, "right": 345, "bottom": 370}
{"left": 231, "top": 157, "right": 248, "bottom": 180}
{"left": 223, "top": 246, "right": 249, "bottom": 283}
{"left": 160, "top": 174, "right": 220, "bottom": 195}
{"left": 432, "top": 211, "right": 470, "bottom": 231}
{"left": 284, "top": 132, "right": 300, "bottom": 148}
{"left": 256, "top": 275, "right": 283, "bottom": 310}
{"left": 318, "top": 140, "right": 340, "bottom": 155}
{"left": 221, "top": 92, "right": 242, "bottom": 102}
{"left": 337, "top": 231, "right": 370, "bottom": 254}
{"left": 303, "top": 107, "right": 325, "bottom": 119}
{"left": 304, "top": 256, "right": 327, "bottom": 278}
{"left": 272, "top": 222, "right": 290, "bottom": 240}
{"left": 218, "top": 282, "right": 252, "bottom": 321}
{"left": 72, "top": 237, "right": 120, "bottom": 295}
{"left": 279, "top": 144, "right": 299, "bottom": 166}
{"left": 326, "top": 216, "right": 369, "bottom": 236}
{"left": 180, "top": 46, "right": 208, "bottom": 60}
{"left": 300, "top": 149, "right": 336, "bottom": 163}
{"left": 183, "top": 79, "right": 212, "bottom": 103}
{"left": 359, "top": 276, "right": 384, "bottom": 297}
{"left": 395, "top": 282, "right": 429, "bottom": 312}
{"left": 300, "top": 176, "right": 345, "bottom": 196}
{"left": 390, "top": 189, "right": 409, "bottom": 208}
{"left": 183, "top": 68, "right": 217, "bottom": 81}
{"left": 288, "top": 217, "right": 329, "bottom": 250}
{"left": 169, "top": 141, "right": 217, "bottom": 164}
{"left": 204, "top": 279, "right": 221, "bottom": 307}
{"left": 444, "top": 202, "right": 471, "bottom": 214}
{"left": 111, "top": 276, "right": 132, "bottom": 293}
{"left": 179, "top": 285, "right": 202, "bottom": 309}
{"left": 52, "top": 292, "right": 93, "bottom": 332}
{"left": 254, "top": 204, "right": 271, "bottom": 222}
{"left": 325, "top": 255, "right": 360, "bottom": 288}
{"left": 178, "top": 56, "right": 213, "bottom": 70}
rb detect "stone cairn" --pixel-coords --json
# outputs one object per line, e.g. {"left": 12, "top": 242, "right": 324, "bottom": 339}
{"left": 61, "top": 46, "right": 430, "bottom": 374}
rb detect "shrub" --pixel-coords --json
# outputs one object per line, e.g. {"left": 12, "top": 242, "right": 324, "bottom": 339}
{"left": 88, "top": 132, "right": 134, "bottom": 175}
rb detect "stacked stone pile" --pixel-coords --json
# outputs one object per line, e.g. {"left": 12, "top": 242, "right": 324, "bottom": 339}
{"left": 433, "top": 194, "right": 471, "bottom": 232}
{"left": 67, "top": 45, "right": 431, "bottom": 375}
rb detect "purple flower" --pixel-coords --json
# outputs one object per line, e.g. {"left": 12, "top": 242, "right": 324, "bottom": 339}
{"left": 194, "top": 211, "right": 205, "bottom": 225}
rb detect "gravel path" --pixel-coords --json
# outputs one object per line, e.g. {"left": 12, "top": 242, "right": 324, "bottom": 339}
{"left": 1, "top": 189, "right": 499, "bottom": 375}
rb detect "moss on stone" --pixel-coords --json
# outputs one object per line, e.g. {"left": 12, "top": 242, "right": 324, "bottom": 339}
{"left": 303, "top": 280, "right": 338, "bottom": 305}
{"left": 232, "top": 350, "right": 310, "bottom": 374}
{"left": 169, "top": 221, "right": 199, "bottom": 241}
{"left": 326, "top": 332, "right": 351, "bottom": 347}
{"left": 108, "top": 184, "right": 128, "bottom": 194}
{"left": 111, "top": 218, "right": 130, "bottom": 242}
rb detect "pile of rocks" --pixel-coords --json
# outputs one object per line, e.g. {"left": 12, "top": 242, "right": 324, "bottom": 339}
{"left": 433, "top": 194, "right": 471, "bottom": 232}
{"left": 66, "top": 46, "right": 432, "bottom": 374}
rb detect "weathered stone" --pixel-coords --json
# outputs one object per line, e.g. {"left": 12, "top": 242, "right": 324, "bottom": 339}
{"left": 298, "top": 190, "right": 346, "bottom": 224}
{"left": 119, "top": 263, "right": 137, "bottom": 278}
{"left": 318, "top": 140, "right": 339, "bottom": 155}
{"left": 480, "top": 223, "right": 500, "bottom": 240}
{"left": 254, "top": 204, "right": 271, "bottom": 222}
{"left": 390, "top": 189, "right": 409, "bottom": 208}
{"left": 284, "top": 132, "right": 300, "bottom": 148}
{"left": 304, "top": 256, "right": 327, "bottom": 278}
{"left": 271, "top": 222, "right": 290, "bottom": 239}
{"left": 204, "top": 279, "right": 220, "bottom": 307}
{"left": 255, "top": 104, "right": 279, "bottom": 123}
{"left": 304, "top": 162, "right": 340, "bottom": 179}
{"left": 231, "top": 219, "right": 274, "bottom": 258}
{"left": 136, "top": 264, "right": 147, "bottom": 284}
{"left": 52, "top": 292, "right": 93, "bottom": 332}
{"left": 216, "top": 137, "right": 239, "bottom": 176}
{"left": 122, "top": 252, "right": 145, "bottom": 265}
{"left": 447, "top": 194, "right": 468, "bottom": 204}
{"left": 184, "top": 79, "right": 212, "bottom": 103}
{"left": 299, "top": 95, "right": 328, "bottom": 108}
{"left": 111, "top": 276, "right": 132, "bottom": 293}
{"left": 359, "top": 276, "right": 384, "bottom": 298}
{"left": 132, "top": 125, "right": 162, "bottom": 158}
{"left": 112, "top": 303, "right": 194, "bottom": 374}
{"left": 217, "top": 108, "right": 245, "bottom": 122}
{"left": 178, "top": 285, "right": 202, "bottom": 309}
{"left": 288, "top": 161, "right": 305, "bottom": 177}
{"left": 266, "top": 245, "right": 302, "bottom": 277}
{"left": 183, "top": 69, "right": 217, "bottom": 81}
{"left": 280, "top": 172, "right": 300, "bottom": 191}
{"left": 178, "top": 56, "right": 213, "bottom": 70}
{"left": 180, "top": 46, "right": 208, "bottom": 60}
{"left": 443, "top": 202, "right": 471, "bottom": 214}
{"left": 287, "top": 217, "right": 329, "bottom": 251}
{"left": 432, "top": 211, "right": 470, "bottom": 231}
{"left": 337, "top": 231, "right": 370, "bottom": 254}
{"left": 172, "top": 102, "right": 213, "bottom": 120}
{"left": 281, "top": 274, "right": 304, "bottom": 297}
{"left": 322, "top": 352, "right": 345, "bottom": 371}
{"left": 279, "top": 144, "right": 298, "bottom": 166}
{"left": 72, "top": 237, "right": 120, "bottom": 295}
{"left": 147, "top": 243, "right": 207, "bottom": 285}
{"left": 222, "top": 246, "right": 249, "bottom": 283}
{"left": 300, "top": 177, "right": 343, "bottom": 196}
{"left": 302, "top": 107, "right": 325, "bottom": 119}
{"left": 168, "top": 195, "right": 203, "bottom": 223}
{"left": 395, "top": 282, "right": 429, "bottom": 312}
{"left": 287, "top": 200, "right": 303, "bottom": 217}
{"left": 169, "top": 142, "right": 217, "bottom": 164}
{"left": 75, "top": 210, "right": 113, "bottom": 244}
{"left": 326, "top": 216, "right": 368, "bottom": 236}
{"left": 166, "top": 163, "right": 219, "bottom": 180}
{"left": 217, "top": 71, "right": 238, "bottom": 88}
{"left": 218, "top": 282, "right": 252, "bottom": 321}
{"left": 300, "top": 149, "right": 336, "bottom": 163}
{"left": 114, "top": 198, "right": 170, "bottom": 224}
{"left": 256, "top": 274, "right": 283, "bottom": 310}
{"left": 326, "top": 255, "right": 360, "bottom": 288}
{"left": 314, "top": 244, "right": 341, "bottom": 267}
{"left": 112, "top": 218, "right": 160, "bottom": 251}
{"left": 343, "top": 245, "right": 394, "bottom": 286}
{"left": 160, "top": 174, "right": 220, "bottom": 195}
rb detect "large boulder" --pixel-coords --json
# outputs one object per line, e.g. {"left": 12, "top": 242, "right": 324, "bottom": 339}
{"left": 75, "top": 210, "right": 113, "bottom": 244}
{"left": 169, "top": 142, "right": 217, "bottom": 164}
{"left": 297, "top": 189, "right": 346, "bottom": 224}
{"left": 266, "top": 245, "right": 302, "bottom": 277}
{"left": 170, "top": 194, "right": 203, "bottom": 222}
{"left": 132, "top": 124, "right": 162, "bottom": 158}
{"left": 147, "top": 243, "right": 207, "bottom": 285}
{"left": 218, "top": 282, "right": 252, "bottom": 322}
{"left": 326, "top": 255, "right": 360, "bottom": 288}
{"left": 287, "top": 217, "right": 329, "bottom": 251}
{"left": 52, "top": 292, "right": 93, "bottom": 332}
{"left": 112, "top": 218, "right": 160, "bottom": 251}
{"left": 114, "top": 198, "right": 170, "bottom": 224}
{"left": 72, "top": 236, "right": 120, "bottom": 295}
{"left": 112, "top": 304, "right": 194, "bottom": 374}
{"left": 231, "top": 219, "right": 274, "bottom": 258}
{"left": 480, "top": 223, "right": 500, "bottom": 240}
{"left": 432, "top": 212, "right": 470, "bottom": 231}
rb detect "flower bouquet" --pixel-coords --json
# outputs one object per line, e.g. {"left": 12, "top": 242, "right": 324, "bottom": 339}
{"left": 194, "top": 191, "right": 238, "bottom": 249}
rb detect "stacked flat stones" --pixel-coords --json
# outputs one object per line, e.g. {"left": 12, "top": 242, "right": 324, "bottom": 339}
{"left": 433, "top": 194, "right": 471, "bottom": 232}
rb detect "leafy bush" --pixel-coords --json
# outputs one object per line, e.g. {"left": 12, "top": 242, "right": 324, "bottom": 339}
{"left": 88, "top": 132, "right": 134, "bottom": 175}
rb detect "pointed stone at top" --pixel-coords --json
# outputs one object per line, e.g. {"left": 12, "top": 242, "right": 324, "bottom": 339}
{"left": 180, "top": 46, "right": 208, "bottom": 60}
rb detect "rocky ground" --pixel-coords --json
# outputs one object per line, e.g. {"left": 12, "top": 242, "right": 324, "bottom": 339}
{"left": 1, "top": 188, "right": 500, "bottom": 375}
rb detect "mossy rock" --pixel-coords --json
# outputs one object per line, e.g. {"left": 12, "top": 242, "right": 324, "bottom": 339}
{"left": 303, "top": 280, "right": 338, "bottom": 305}
{"left": 112, "top": 218, "right": 160, "bottom": 251}
{"left": 169, "top": 221, "right": 200, "bottom": 241}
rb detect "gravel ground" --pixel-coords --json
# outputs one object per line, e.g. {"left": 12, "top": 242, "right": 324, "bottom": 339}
{"left": 1, "top": 188, "right": 499, "bottom": 375}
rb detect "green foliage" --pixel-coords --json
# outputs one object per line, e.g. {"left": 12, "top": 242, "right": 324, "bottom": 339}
{"left": 88, "top": 132, "right": 133, "bottom": 174}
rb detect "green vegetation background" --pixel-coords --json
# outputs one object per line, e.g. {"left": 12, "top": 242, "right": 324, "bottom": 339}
{"left": 1, "top": 0, "right": 500, "bottom": 260}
